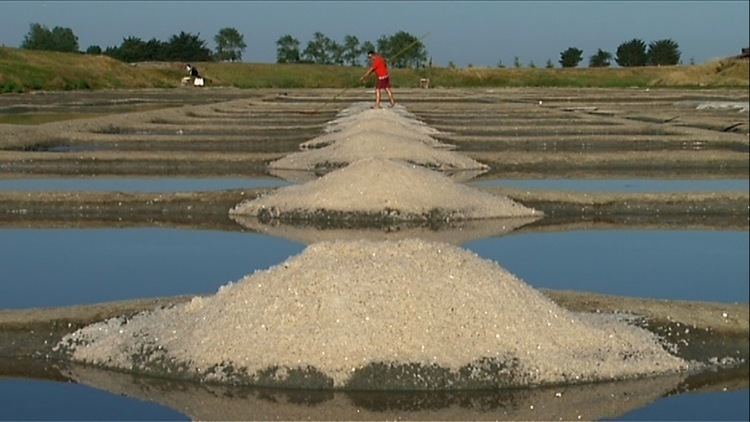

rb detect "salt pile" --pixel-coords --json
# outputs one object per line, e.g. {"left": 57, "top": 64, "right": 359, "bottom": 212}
{"left": 271, "top": 133, "right": 483, "bottom": 172}
{"left": 325, "top": 103, "right": 442, "bottom": 137}
{"left": 270, "top": 103, "right": 479, "bottom": 171}
{"left": 232, "top": 158, "right": 539, "bottom": 220}
{"left": 300, "top": 122, "right": 453, "bottom": 150}
{"left": 58, "top": 239, "right": 687, "bottom": 389}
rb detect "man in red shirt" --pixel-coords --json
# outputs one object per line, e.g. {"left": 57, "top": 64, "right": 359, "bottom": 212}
{"left": 360, "top": 50, "right": 396, "bottom": 108}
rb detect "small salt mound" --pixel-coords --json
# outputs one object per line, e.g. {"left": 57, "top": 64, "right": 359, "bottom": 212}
{"left": 270, "top": 134, "right": 485, "bottom": 172}
{"left": 58, "top": 239, "right": 686, "bottom": 388}
{"left": 267, "top": 166, "right": 487, "bottom": 184}
{"left": 301, "top": 124, "right": 453, "bottom": 151}
{"left": 234, "top": 158, "right": 537, "bottom": 219}
{"left": 325, "top": 103, "right": 442, "bottom": 137}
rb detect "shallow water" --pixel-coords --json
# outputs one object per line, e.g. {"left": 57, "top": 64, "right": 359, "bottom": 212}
{"left": 0, "top": 177, "right": 290, "bottom": 192}
{"left": 1, "top": 228, "right": 746, "bottom": 307}
{"left": 465, "top": 230, "right": 749, "bottom": 303}
{"left": 0, "top": 378, "right": 185, "bottom": 420}
{"left": 470, "top": 178, "right": 750, "bottom": 193}
{"left": 0, "top": 229, "right": 304, "bottom": 309}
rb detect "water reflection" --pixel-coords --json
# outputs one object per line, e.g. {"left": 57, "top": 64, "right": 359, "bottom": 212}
{"left": 0, "top": 177, "right": 289, "bottom": 192}
{"left": 231, "top": 215, "right": 541, "bottom": 245}
{"left": 470, "top": 178, "right": 749, "bottom": 193}
{"left": 63, "top": 364, "right": 686, "bottom": 421}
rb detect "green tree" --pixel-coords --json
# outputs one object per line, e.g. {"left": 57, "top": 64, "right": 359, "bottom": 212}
{"left": 559, "top": 47, "right": 583, "bottom": 68}
{"left": 86, "top": 45, "right": 102, "bottom": 55}
{"left": 214, "top": 27, "right": 246, "bottom": 62}
{"left": 303, "top": 32, "right": 333, "bottom": 64}
{"left": 496, "top": 59, "right": 505, "bottom": 68}
{"left": 165, "top": 31, "right": 212, "bottom": 62}
{"left": 375, "top": 31, "right": 427, "bottom": 68}
{"left": 329, "top": 40, "right": 345, "bottom": 65}
{"left": 616, "top": 38, "right": 648, "bottom": 67}
{"left": 513, "top": 56, "right": 521, "bottom": 68}
{"left": 647, "top": 39, "right": 680, "bottom": 66}
{"left": 21, "top": 23, "right": 79, "bottom": 52}
{"left": 106, "top": 36, "right": 147, "bottom": 62}
{"left": 275, "top": 34, "right": 300, "bottom": 63}
{"left": 589, "top": 49, "right": 612, "bottom": 67}
{"left": 342, "top": 35, "right": 361, "bottom": 66}
{"left": 528, "top": 60, "right": 536, "bottom": 68}
{"left": 545, "top": 59, "right": 554, "bottom": 68}
{"left": 144, "top": 38, "right": 167, "bottom": 61}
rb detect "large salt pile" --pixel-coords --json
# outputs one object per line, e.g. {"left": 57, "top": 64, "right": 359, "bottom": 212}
{"left": 232, "top": 158, "right": 539, "bottom": 221}
{"left": 58, "top": 239, "right": 687, "bottom": 389}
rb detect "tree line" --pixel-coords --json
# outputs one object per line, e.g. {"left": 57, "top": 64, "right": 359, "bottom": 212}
{"left": 275, "top": 31, "right": 428, "bottom": 68}
{"left": 19, "top": 23, "right": 428, "bottom": 68}
{"left": 19, "top": 23, "right": 246, "bottom": 62}
{"left": 18, "top": 23, "right": 681, "bottom": 69}
{"left": 532, "top": 39, "right": 681, "bottom": 69}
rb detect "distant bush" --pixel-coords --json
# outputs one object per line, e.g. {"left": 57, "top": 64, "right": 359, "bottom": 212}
{"left": 104, "top": 32, "right": 212, "bottom": 63}
{"left": 559, "top": 47, "right": 584, "bottom": 68}
{"left": 589, "top": 49, "right": 612, "bottom": 67}
{"left": 21, "top": 23, "right": 79, "bottom": 53}
{"left": 648, "top": 39, "right": 681, "bottom": 66}
{"left": 616, "top": 39, "right": 648, "bottom": 67}
{"left": 86, "top": 45, "right": 102, "bottom": 55}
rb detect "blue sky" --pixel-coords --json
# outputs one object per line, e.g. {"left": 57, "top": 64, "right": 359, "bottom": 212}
{"left": 1, "top": 1, "right": 748, "bottom": 66}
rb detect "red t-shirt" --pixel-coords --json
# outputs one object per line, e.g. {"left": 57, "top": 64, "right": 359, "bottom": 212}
{"left": 371, "top": 55, "right": 389, "bottom": 78}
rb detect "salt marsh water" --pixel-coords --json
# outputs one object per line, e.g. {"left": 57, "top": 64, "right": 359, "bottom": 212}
{"left": 0, "top": 228, "right": 746, "bottom": 307}
{"left": 0, "top": 229, "right": 303, "bottom": 309}
{"left": 470, "top": 178, "right": 749, "bottom": 193}
{"left": 0, "top": 177, "right": 289, "bottom": 192}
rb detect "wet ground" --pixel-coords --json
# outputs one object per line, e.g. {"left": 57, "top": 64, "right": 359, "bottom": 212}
{"left": 0, "top": 87, "right": 748, "bottom": 419}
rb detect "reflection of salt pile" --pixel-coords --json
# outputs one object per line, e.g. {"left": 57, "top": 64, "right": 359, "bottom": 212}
{"left": 230, "top": 214, "right": 541, "bottom": 245}
{"left": 66, "top": 363, "right": 684, "bottom": 421}
{"left": 59, "top": 239, "right": 686, "bottom": 389}
{"left": 232, "top": 158, "right": 539, "bottom": 220}
{"left": 270, "top": 104, "right": 483, "bottom": 171}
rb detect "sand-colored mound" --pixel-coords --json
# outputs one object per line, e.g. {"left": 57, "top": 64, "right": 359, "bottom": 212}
{"left": 301, "top": 124, "right": 453, "bottom": 151}
{"left": 58, "top": 239, "right": 686, "bottom": 389}
{"left": 270, "top": 135, "right": 486, "bottom": 172}
{"left": 234, "top": 158, "right": 538, "bottom": 220}
{"left": 325, "top": 102, "right": 443, "bottom": 135}
{"left": 268, "top": 167, "right": 487, "bottom": 184}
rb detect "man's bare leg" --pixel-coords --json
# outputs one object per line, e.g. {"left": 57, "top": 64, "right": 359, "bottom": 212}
{"left": 374, "top": 89, "right": 382, "bottom": 108}
{"left": 385, "top": 88, "right": 396, "bottom": 107}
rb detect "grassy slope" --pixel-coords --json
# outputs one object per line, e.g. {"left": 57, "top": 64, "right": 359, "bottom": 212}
{"left": 1, "top": 46, "right": 748, "bottom": 93}
{"left": 0, "top": 47, "right": 180, "bottom": 92}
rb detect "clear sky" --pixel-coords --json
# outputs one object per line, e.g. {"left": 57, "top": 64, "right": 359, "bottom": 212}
{"left": 1, "top": 1, "right": 748, "bottom": 67}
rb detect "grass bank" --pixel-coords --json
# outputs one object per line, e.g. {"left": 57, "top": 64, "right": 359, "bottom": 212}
{"left": 1, "top": 46, "right": 748, "bottom": 93}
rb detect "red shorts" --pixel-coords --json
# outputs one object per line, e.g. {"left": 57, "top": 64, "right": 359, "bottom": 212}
{"left": 376, "top": 76, "right": 391, "bottom": 89}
